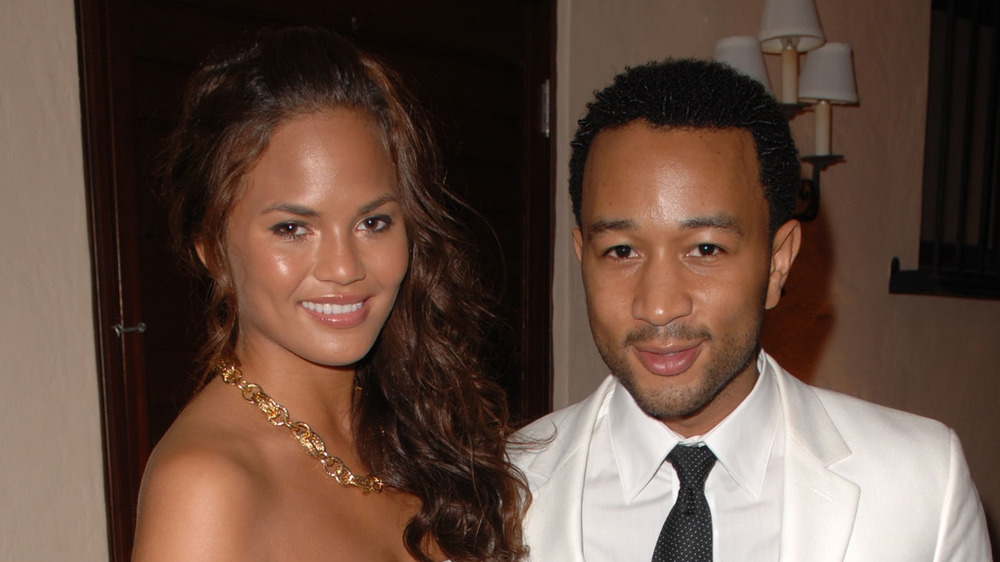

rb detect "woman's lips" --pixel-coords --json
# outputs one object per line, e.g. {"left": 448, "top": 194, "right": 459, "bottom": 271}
{"left": 633, "top": 343, "right": 702, "bottom": 376}
{"left": 300, "top": 297, "right": 370, "bottom": 328}
{"left": 301, "top": 300, "right": 364, "bottom": 315}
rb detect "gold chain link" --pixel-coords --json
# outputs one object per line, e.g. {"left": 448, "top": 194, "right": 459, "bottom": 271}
{"left": 216, "top": 361, "right": 383, "bottom": 494}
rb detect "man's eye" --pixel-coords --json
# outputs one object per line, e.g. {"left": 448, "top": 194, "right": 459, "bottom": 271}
{"left": 604, "top": 245, "right": 636, "bottom": 259}
{"left": 691, "top": 243, "right": 722, "bottom": 257}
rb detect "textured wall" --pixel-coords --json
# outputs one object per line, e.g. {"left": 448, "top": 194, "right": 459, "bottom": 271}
{"left": 553, "top": 0, "right": 1000, "bottom": 545}
{"left": 0, "top": 0, "right": 108, "bottom": 560}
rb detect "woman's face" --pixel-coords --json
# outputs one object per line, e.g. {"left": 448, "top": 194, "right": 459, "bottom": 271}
{"left": 222, "top": 110, "right": 409, "bottom": 369}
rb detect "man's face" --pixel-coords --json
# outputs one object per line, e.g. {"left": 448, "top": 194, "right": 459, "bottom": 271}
{"left": 574, "top": 122, "right": 799, "bottom": 436}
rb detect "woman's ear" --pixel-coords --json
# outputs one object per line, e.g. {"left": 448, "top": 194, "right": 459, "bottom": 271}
{"left": 764, "top": 220, "right": 802, "bottom": 310}
{"left": 194, "top": 240, "right": 209, "bottom": 269}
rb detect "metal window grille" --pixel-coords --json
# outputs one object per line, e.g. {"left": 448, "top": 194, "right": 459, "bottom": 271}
{"left": 890, "top": 0, "right": 1000, "bottom": 298}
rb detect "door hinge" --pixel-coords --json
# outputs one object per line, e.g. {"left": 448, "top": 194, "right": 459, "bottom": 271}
{"left": 113, "top": 322, "right": 147, "bottom": 337}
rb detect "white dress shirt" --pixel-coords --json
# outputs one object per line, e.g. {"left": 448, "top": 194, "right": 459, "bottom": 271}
{"left": 581, "top": 353, "right": 785, "bottom": 561}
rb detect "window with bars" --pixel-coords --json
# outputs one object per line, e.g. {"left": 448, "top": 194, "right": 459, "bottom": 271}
{"left": 890, "top": 0, "right": 1000, "bottom": 299}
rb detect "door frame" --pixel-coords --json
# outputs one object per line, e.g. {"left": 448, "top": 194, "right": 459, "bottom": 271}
{"left": 76, "top": 0, "right": 149, "bottom": 559}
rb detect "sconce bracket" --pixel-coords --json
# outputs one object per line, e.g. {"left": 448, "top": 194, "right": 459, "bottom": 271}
{"left": 794, "top": 154, "right": 844, "bottom": 221}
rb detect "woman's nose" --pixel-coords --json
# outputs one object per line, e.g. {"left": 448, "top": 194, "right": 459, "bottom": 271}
{"left": 313, "top": 234, "right": 365, "bottom": 285}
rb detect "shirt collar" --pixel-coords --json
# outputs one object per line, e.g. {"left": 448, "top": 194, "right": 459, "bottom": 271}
{"left": 700, "top": 352, "right": 781, "bottom": 498}
{"left": 607, "top": 351, "right": 780, "bottom": 502}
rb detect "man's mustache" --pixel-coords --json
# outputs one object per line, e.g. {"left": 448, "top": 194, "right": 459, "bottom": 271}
{"left": 622, "top": 323, "right": 712, "bottom": 346}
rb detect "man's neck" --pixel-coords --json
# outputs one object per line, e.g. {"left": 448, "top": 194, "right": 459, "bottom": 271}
{"left": 661, "top": 363, "right": 761, "bottom": 438}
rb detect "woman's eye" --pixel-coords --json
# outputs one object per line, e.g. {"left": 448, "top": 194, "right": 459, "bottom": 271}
{"left": 691, "top": 243, "right": 722, "bottom": 257}
{"left": 271, "top": 223, "right": 308, "bottom": 238}
{"left": 359, "top": 215, "right": 392, "bottom": 232}
{"left": 604, "top": 245, "right": 636, "bottom": 259}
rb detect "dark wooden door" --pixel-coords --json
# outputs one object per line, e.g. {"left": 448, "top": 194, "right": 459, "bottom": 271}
{"left": 76, "top": 1, "right": 553, "bottom": 559}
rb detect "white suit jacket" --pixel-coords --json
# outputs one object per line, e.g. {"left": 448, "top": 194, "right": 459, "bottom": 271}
{"left": 511, "top": 353, "right": 991, "bottom": 561}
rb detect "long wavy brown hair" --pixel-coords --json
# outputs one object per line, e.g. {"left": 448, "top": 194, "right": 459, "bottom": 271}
{"left": 161, "top": 26, "right": 528, "bottom": 562}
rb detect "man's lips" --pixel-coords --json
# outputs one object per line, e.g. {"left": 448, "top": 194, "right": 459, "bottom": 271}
{"left": 632, "top": 342, "right": 703, "bottom": 376}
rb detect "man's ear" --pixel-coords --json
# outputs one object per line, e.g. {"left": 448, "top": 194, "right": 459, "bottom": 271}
{"left": 572, "top": 227, "right": 583, "bottom": 262}
{"left": 765, "top": 220, "right": 802, "bottom": 310}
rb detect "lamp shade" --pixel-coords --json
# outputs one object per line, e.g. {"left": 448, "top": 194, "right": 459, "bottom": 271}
{"left": 714, "top": 36, "right": 772, "bottom": 94}
{"left": 758, "top": 0, "right": 825, "bottom": 54}
{"left": 799, "top": 42, "right": 858, "bottom": 103}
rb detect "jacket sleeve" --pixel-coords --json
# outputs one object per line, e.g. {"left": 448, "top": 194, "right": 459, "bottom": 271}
{"left": 933, "top": 430, "right": 992, "bottom": 562}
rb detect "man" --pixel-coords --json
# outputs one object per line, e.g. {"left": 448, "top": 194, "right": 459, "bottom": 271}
{"left": 511, "top": 59, "right": 991, "bottom": 561}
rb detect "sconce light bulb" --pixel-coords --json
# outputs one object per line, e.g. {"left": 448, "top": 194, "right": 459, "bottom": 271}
{"left": 781, "top": 43, "right": 799, "bottom": 104}
{"left": 814, "top": 100, "right": 832, "bottom": 155}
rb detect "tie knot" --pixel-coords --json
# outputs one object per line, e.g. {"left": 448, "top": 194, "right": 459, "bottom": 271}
{"left": 667, "top": 444, "right": 716, "bottom": 489}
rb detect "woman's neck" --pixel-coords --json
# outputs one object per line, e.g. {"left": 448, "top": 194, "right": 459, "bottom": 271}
{"left": 230, "top": 339, "right": 359, "bottom": 440}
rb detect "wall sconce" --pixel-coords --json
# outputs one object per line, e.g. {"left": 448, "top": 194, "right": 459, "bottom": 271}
{"left": 799, "top": 42, "right": 858, "bottom": 155}
{"left": 758, "top": 0, "right": 825, "bottom": 104}
{"left": 714, "top": 0, "right": 858, "bottom": 221}
{"left": 715, "top": 36, "right": 773, "bottom": 95}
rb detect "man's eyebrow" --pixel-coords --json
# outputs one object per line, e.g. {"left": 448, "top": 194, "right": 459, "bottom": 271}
{"left": 586, "top": 218, "right": 637, "bottom": 238}
{"left": 680, "top": 214, "right": 745, "bottom": 237}
{"left": 585, "top": 215, "right": 745, "bottom": 237}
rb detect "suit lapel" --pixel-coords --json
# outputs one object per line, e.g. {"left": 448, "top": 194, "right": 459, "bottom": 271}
{"left": 769, "top": 356, "right": 860, "bottom": 562}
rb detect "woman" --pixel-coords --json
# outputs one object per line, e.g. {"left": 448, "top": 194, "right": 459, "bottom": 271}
{"left": 132, "top": 26, "right": 528, "bottom": 561}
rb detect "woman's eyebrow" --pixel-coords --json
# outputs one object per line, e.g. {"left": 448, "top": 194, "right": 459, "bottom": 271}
{"left": 261, "top": 203, "right": 318, "bottom": 217}
{"left": 260, "top": 194, "right": 398, "bottom": 218}
{"left": 358, "top": 194, "right": 398, "bottom": 215}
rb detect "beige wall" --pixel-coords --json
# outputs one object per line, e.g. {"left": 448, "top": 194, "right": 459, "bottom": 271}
{"left": 3, "top": 0, "right": 998, "bottom": 557}
{"left": 554, "top": 0, "right": 1000, "bottom": 542}
{"left": 0, "top": 0, "right": 108, "bottom": 560}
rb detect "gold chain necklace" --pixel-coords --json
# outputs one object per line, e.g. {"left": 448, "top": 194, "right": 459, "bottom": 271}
{"left": 216, "top": 361, "right": 383, "bottom": 494}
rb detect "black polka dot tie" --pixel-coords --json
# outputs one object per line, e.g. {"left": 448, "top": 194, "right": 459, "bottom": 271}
{"left": 651, "top": 444, "right": 717, "bottom": 562}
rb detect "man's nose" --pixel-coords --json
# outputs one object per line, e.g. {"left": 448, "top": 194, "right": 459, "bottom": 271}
{"left": 631, "top": 256, "right": 693, "bottom": 326}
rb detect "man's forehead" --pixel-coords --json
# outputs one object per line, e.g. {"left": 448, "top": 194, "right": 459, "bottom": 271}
{"left": 583, "top": 213, "right": 746, "bottom": 239}
{"left": 580, "top": 123, "right": 766, "bottom": 234}
{"left": 589, "top": 120, "right": 756, "bottom": 152}
{"left": 584, "top": 123, "right": 759, "bottom": 182}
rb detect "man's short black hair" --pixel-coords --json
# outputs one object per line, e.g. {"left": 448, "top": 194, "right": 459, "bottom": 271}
{"left": 569, "top": 58, "right": 800, "bottom": 236}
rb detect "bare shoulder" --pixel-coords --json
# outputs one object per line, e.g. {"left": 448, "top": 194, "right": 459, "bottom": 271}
{"left": 132, "top": 390, "right": 271, "bottom": 561}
